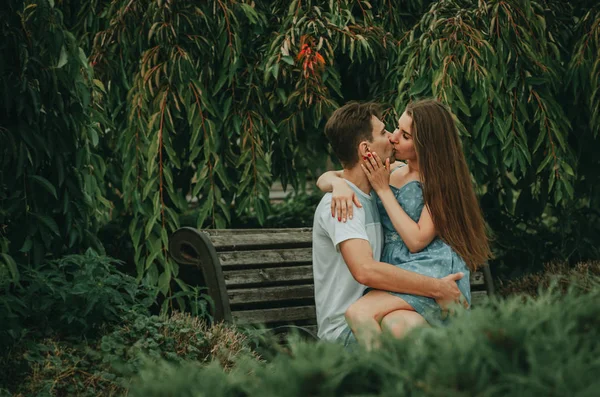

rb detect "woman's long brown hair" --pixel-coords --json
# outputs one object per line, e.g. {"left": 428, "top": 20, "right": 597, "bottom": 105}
{"left": 406, "top": 99, "right": 492, "bottom": 271}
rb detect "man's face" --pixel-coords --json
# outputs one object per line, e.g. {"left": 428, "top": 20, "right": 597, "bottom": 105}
{"left": 389, "top": 111, "right": 416, "bottom": 161}
{"left": 366, "top": 115, "right": 395, "bottom": 164}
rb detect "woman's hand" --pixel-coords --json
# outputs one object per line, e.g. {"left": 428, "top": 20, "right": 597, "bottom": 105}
{"left": 361, "top": 152, "right": 391, "bottom": 193}
{"left": 331, "top": 179, "right": 362, "bottom": 222}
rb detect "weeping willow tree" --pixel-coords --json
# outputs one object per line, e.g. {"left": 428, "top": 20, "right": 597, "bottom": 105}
{"left": 3, "top": 0, "right": 598, "bottom": 305}
{"left": 85, "top": 0, "right": 433, "bottom": 303}
{"left": 84, "top": 0, "right": 600, "bottom": 297}
{"left": 0, "top": 0, "right": 109, "bottom": 284}
{"left": 384, "top": 0, "right": 593, "bottom": 271}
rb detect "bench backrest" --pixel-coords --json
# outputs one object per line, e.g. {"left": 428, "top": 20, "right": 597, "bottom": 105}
{"left": 169, "top": 227, "right": 494, "bottom": 329}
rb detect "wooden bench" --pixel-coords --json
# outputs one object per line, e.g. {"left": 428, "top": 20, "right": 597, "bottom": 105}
{"left": 169, "top": 227, "right": 495, "bottom": 337}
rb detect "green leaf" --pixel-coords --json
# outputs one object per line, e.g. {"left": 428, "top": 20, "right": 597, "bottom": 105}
{"left": 0, "top": 253, "right": 19, "bottom": 283}
{"left": 93, "top": 79, "right": 106, "bottom": 93}
{"left": 239, "top": 3, "right": 259, "bottom": 24}
{"left": 158, "top": 270, "right": 171, "bottom": 295}
{"left": 562, "top": 162, "right": 575, "bottom": 177}
{"left": 282, "top": 55, "right": 294, "bottom": 66}
{"left": 30, "top": 175, "right": 57, "bottom": 199}
{"left": 214, "top": 73, "right": 229, "bottom": 94}
{"left": 57, "top": 46, "right": 68, "bottom": 69}
{"left": 19, "top": 238, "right": 32, "bottom": 253}
{"left": 196, "top": 194, "right": 214, "bottom": 228}
{"left": 410, "top": 77, "right": 430, "bottom": 96}
{"left": 33, "top": 213, "right": 60, "bottom": 236}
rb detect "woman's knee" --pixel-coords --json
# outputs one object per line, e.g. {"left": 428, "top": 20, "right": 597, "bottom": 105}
{"left": 381, "top": 311, "right": 426, "bottom": 338}
{"left": 345, "top": 299, "right": 369, "bottom": 325}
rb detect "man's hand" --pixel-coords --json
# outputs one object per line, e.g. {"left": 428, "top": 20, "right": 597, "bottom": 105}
{"left": 433, "top": 272, "right": 465, "bottom": 312}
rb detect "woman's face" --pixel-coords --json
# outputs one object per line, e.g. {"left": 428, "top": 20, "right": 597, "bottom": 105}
{"left": 390, "top": 111, "right": 417, "bottom": 161}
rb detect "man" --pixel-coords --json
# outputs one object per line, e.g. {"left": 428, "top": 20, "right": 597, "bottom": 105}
{"left": 312, "top": 102, "right": 463, "bottom": 346}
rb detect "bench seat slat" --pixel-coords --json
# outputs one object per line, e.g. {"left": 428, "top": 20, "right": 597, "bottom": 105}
{"left": 229, "top": 285, "right": 314, "bottom": 305}
{"left": 204, "top": 228, "right": 312, "bottom": 235}
{"left": 218, "top": 248, "right": 312, "bottom": 267}
{"left": 233, "top": 305, "right": 317, "bottom": 324}
{"left": 209, "top": 232, "right": 312, "bottom": 250}
{"left": 224, "top": 266, "right": 313, "bottom": 286}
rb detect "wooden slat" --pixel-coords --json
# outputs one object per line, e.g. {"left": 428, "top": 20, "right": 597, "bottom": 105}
{"left": 218, "top": 248, "right": 312, "bottom": 267}
{"left": 470, "top": 271, "right": 484, "bottom": 286}
{"left": 224, "top": 265, "right": 313, "bottom": 286}
{"left": 229, "top": 285, "right": 314, "bottom": 305}
{"left": 209, "top": 232, "right": 312, "bottom": 250}
{"left": 471, "top": 290, "right": 489, "bottom": 306}
{"left": 233, "top": 305, "right": 317, "bottom": 325}
{"left": 204, "top": 228, "right": 312, "bottom": 235}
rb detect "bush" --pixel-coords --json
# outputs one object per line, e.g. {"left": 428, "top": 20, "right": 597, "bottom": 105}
{"left": 128, "top": 279, "right": 600, "bottom": 396}
{"left": 100, "top": 312, "right": 259, "bottom": 376}
{"left": 232, "top": 191, "right": 323, "bottom": 228}
{"left": 1, "top": 312, "right": 256, "bottom": 396}
{"left": 497, "top": 260, "right": 600, "bottom": 298}
{"left": 0, "top": 249, "right": 155, "bottom": 347}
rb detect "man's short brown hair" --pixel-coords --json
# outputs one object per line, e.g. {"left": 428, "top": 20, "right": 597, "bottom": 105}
{"left": 324, "top": 102, "right": 382, "bottom": 167}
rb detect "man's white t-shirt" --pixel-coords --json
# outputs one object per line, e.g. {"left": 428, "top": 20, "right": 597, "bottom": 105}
{"left": 312, "top": 181, "right": 383, "bottom": 341}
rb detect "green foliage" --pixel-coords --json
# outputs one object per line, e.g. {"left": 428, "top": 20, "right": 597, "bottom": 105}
{"left": 85, "top": 0, "right": 438, "bottom": 301}
{"left": 100, "top": 312, "right": 258, "bottom": 375}
{"left": 3, "top": 0, "right": 599, "bottom": 303}
{"left": 130, "top": 279, "right": 600, "bottom": 396}
{"left": 76, "top": 0, "right": 598, "bottom": 287}
{"left": 0, "top": 249, "right": 155, "bottom": 347}
{"left": 229, "top": 191, "right": 323, "bottom": 228}
{"left": 0, "top": 0, "right": 110, "bottom": 275}
{"left": 497, "top": 261, "right": 600, "bottom": 298}
{"left": 393, "top": 0, "right": 575, "bottom": 204}
{"left": 4, "top": 339, "right": 124, "bottom": 397}
{"left": 1, "top": 312, "right": 256, "bottom": 396}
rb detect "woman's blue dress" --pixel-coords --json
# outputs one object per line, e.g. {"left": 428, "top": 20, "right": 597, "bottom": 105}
{"left": 375, "top": 176, "right": 471, "bottom": 325}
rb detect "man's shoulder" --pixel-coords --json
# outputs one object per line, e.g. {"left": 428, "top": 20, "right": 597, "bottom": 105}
{"left": 314, "top": 193, "right": 332, "bottom": 215}
{"left": 312, "top": 193, "right": 332, "bottom": 229}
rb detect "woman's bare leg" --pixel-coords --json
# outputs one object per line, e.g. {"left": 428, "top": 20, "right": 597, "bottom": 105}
{"left": 345, "top": 290, "right": 414, "bottom": 350}
{"left": 381, "top": 310, "right": 427, "bottom": 339}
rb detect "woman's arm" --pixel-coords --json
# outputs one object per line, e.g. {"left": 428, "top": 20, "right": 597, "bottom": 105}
{"left": 362, "top": 153, "right": 436, "bottom": 253}
{"left": 377, "top": 190, "right": 436, "bottom": 252}
{"left": 316, "top": 170, "right": 344, "bottom": 192}
{"left": 315, "top": 170, "right": 362, "bottom": 222}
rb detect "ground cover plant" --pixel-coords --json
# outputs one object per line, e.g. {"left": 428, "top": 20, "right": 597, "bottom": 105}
{"left": 126, "top": 275, "right": 600, "bottom": 396}
{"left": 1, "top": 309, "right": 255, "bottom": 396}
{"left": 2, "top": 263, "right": 598, "bottom": 396}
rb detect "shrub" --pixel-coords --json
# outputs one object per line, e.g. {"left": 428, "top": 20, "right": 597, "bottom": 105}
{"left": 128, "top": 279, "right": 600, "bottom": 396}
{"left": 226, "top": 190, "right": 322, "bottom": 228}
{"left": 0, "top": 249, "right": 155, "bottom": 347}
{"left": 497, "top": 260, "right": 600, "bottom": 298}
{"left": 6, "top": 339, "right": 123, "bottom": 397}
{"left": 1, "top": 312, "right": 256, "bottom": 396}
{"left": 1, "top": 0, "right": 109, "bottom": 270}
{"left": 99, "top": 312, "right": 259, "bottom": 376}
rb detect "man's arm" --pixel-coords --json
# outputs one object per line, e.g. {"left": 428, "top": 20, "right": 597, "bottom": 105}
{"left": 339, "top": 238, "right": 463, "bottom": 301}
